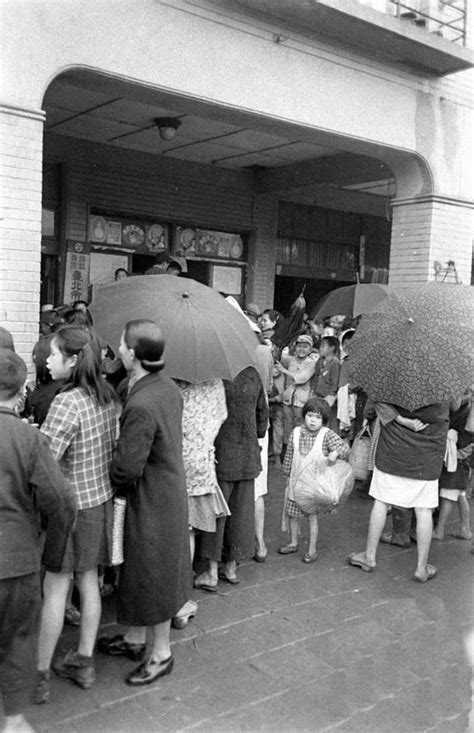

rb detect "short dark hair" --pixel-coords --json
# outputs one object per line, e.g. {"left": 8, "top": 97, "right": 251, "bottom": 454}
{"left": 321, "top": 336, "right": 340, "bottom": 356}
{"left": 302, "top": 396, "right": 330, "bottom": 424}
{"left": 124, "top": 320, "right": 165, "bottom": 372}
{"left": 262, "top": 309, "right": 281, "bottom": 325}
{"left": 0, "top": 348, "right": 27, "bottom": 400}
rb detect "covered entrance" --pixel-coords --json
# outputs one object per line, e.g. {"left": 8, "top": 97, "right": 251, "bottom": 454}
{"left": 40, "top": 69, "right": 402, "bottom": 313}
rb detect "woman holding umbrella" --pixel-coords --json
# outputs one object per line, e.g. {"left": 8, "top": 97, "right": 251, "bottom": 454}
{"left": 107, "top": 320, "right": 192, "bottom": 685}
{"left": 348, "top": 401, "right": 449, "bottom": 581}
{"left": 346, "top": 283, "right": 473, "bottom": 581}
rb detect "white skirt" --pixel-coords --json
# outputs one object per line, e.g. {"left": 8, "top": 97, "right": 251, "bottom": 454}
{"left": 369, "top": 466, "right": 438, "bottom": 509}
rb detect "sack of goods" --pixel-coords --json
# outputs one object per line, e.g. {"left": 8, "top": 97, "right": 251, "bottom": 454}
{"left": 294, "top": 460, "right": 355, "bottom": 515}
{"left": 349, "top": 425, "right": 372, "bottom": 481}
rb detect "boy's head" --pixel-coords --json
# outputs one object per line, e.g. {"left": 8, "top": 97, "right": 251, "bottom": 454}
{"left": 0, "top": 348, "right": 27, "bottom": 402}
{"left": 294, "top": 333, "right": 313, "bottom": 358}
{"left": 302, "top": 396, "right": 330, "bottom": 426}
{"left": 319, "top": 336, "right": 340, "bottom": 358}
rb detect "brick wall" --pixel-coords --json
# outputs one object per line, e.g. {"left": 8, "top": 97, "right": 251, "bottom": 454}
{"left": 0, "top": 107, "right": 44, "bottom": 369}
{"left": 389, "top": 196, "right": 474, "bottom": 284}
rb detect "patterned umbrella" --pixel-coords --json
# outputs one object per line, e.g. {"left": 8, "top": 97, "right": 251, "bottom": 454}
{"left": 347, "top": 283, "right": 474, "bottom": 411}
{"left": 312, "top": 283, "right": 392, "bottom": 320}
{"left": 89, "top": 275, "right": 259, "bottom": 384}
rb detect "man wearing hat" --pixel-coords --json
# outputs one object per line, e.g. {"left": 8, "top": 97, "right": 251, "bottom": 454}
{"left": 275, "top": 334, "right": 317, "bottom": 461}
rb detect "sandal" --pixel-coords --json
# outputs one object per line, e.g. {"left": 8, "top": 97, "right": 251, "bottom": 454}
{"left": 414, "top": 564, "right": 437, "bottom": 583}
{"left": 347, "top": 552, "right": 376, "bottom": 572}
{"left": 193, "top": 573, "right": 218, "bottom": 593}
{"left": 303, "top": 551, "right": 319, "bottom": 563}
{"left": 278, "top": 544, "right": 298, "bottom": 555}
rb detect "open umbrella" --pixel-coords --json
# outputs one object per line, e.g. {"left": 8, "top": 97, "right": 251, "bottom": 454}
{"left": 312, "top": 284, "right": 392, "bottom": 320}
{"left": 89, "top": 275, "right": 259, "bottom": 384}
{"left": 347, "top": 283, "right": 474, "bottom": 411}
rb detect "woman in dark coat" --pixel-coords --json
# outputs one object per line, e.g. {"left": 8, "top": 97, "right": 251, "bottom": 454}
{"left": 109, "top": 319, "right": 192, "bottom": 686}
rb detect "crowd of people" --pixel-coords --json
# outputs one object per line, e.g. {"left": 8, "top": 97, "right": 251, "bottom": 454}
{"left": 0, "top": 288, "right": 472, "bottom": 732}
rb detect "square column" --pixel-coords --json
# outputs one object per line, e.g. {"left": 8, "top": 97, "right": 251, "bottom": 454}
{"left": 246, "top": 193, "right": 279, "bottom": 310}
{"left": 0, "top": 105, "right": 44, "bottom": 365}
{"left": 389, "top": 196, "right": 474, "bottom": 285}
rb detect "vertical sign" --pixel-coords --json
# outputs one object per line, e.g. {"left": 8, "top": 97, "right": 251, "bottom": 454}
{"left": 64, "top": 241, "right": 91, "bottom": 303}
{"left": 359, "top": 235, "right": 366, "bottom": 281}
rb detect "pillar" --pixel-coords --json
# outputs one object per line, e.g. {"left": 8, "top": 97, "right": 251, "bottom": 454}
{"left": 0, "top": 104, "right": 44, "bottom": 368}
{"left": 246, "top": 193, "right": 279, "bottom": 310}
{"left": 389, "top": 195, "right": 474, "bottom": 285}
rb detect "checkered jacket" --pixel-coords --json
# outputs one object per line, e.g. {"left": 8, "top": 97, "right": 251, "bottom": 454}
{"left": 41, "top": 387, "right": 118, "bottom": 510}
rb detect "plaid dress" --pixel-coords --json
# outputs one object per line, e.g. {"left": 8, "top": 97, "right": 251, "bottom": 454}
{"left": 283, "top": 425, "right": 349, "bottom": 517}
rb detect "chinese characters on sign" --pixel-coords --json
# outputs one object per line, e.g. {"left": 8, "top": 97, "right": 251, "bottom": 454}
{"left": 64, "top": 242, "right": 91, "bottom": 303}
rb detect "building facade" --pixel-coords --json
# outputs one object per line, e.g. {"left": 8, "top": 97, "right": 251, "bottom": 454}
{"left": 1, "top": 0, "right": 473, "bottom": 362}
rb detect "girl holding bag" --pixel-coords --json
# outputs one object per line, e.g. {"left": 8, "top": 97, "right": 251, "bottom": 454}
{"left": 278, "top": 397, "right": 350, "bottom": 563}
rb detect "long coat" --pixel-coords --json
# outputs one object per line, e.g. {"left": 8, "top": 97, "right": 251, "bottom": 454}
{"left": 110, "top": 371, "right": 192, "bottom": 626}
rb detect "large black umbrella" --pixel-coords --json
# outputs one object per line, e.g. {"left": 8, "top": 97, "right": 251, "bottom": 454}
{"left": 347, "top": 283, "right": 474, "bottom": 411}
{"left": 89, "top": 275, "right": 259, "bottom": 384}
{"left": 312, "top": 284, "right": 392, "bottom": 321}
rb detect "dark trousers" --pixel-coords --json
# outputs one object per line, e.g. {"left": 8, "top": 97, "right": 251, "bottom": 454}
{"left": 0, "top": 572, "right": 41, "bottom": 716}
{"left": 200, "top": 479, "right": 255, "bottom": 563}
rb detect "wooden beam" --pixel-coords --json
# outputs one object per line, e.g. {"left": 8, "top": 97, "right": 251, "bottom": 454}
{"left": 255, "top": 153, "right": 392, "bottom": 194}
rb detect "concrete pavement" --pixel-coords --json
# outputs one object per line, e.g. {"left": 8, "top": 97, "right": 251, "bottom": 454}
{"left": 26, "top": 465, "right": 473, "bottom": 732}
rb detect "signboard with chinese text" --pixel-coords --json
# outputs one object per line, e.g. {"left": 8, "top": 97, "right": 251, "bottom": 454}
{"left": 64, "top": 241, "right": 91, "bottom": 303}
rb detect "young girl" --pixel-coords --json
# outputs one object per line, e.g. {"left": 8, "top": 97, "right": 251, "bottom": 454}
{"left": 279, "top": 397, "right": 350, "bottom": 563}
{"left": 35, "top": 326, "right": 119, "bottom": 703}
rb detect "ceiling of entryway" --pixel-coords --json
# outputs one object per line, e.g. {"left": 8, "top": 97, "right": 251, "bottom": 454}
{"left": 43, "top": 71, "right": 396, "bottom": 206}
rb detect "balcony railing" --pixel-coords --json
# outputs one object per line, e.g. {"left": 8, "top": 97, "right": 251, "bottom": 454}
{"left": 359, "top": 0, "right": 467, "bottom": 45}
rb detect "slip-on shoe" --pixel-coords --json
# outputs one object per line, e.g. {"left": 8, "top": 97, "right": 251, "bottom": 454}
{"left": 218, "top": 570, "right": 240, "bottom": 585}
{"left": 193, "top": 575, "right": 218, "bottom": 593}
{"left": 97, "top": 634, "right": 145, "bottom": 661}
{"left": 126, "top": 656, "right": 174, "bottom": 686}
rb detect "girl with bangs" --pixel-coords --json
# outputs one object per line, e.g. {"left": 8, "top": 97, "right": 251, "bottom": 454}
{"left": 35, "top": 326, "right": 119, "bottom": 703}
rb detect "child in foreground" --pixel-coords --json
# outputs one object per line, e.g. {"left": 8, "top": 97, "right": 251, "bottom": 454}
{"left": 279, "top": 396, "right": 350, "bottom": 563}
{"left": 0, "top": 348, "right": 75, "bottom": 732}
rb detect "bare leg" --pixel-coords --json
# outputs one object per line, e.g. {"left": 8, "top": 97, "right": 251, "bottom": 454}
{"left": 414, "top": 507, "right": 433, "bottom": 576}
{"left": 65, "top": 577, "right": 74, "bottom": 608}
{"left": 75, "top": 568, "right": 101, "bottom": 657}
{"left": 37, "top": 571, "right": 70, "bottom": 671}
{"left": 254, "top": 496, "right": 267, "bottom": 557}
{"left": 365, "top": 499, "right": 389, "bottom": 565}
{"left": 148, "top": 620, "right": 172, "bottom": 663}
{"left": 124, "top": 627, "right": 146, "bottom": 645}
{"left": 454, "top": 494, "right": 472, "bottom": 538}
{"left": 224, "top": 559, "right": 238, "bottom": 581}
{"left": 432, "top": 498, "right": 453, "bottom": 539}
{"left": 189, "top": 528, "right": 196, "bottom": 562}
{"left": 307, "top": 515, "right": 319, "bottom": 555}
{"left": 289, "top": 517, "right": 299, "bottom": 547}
